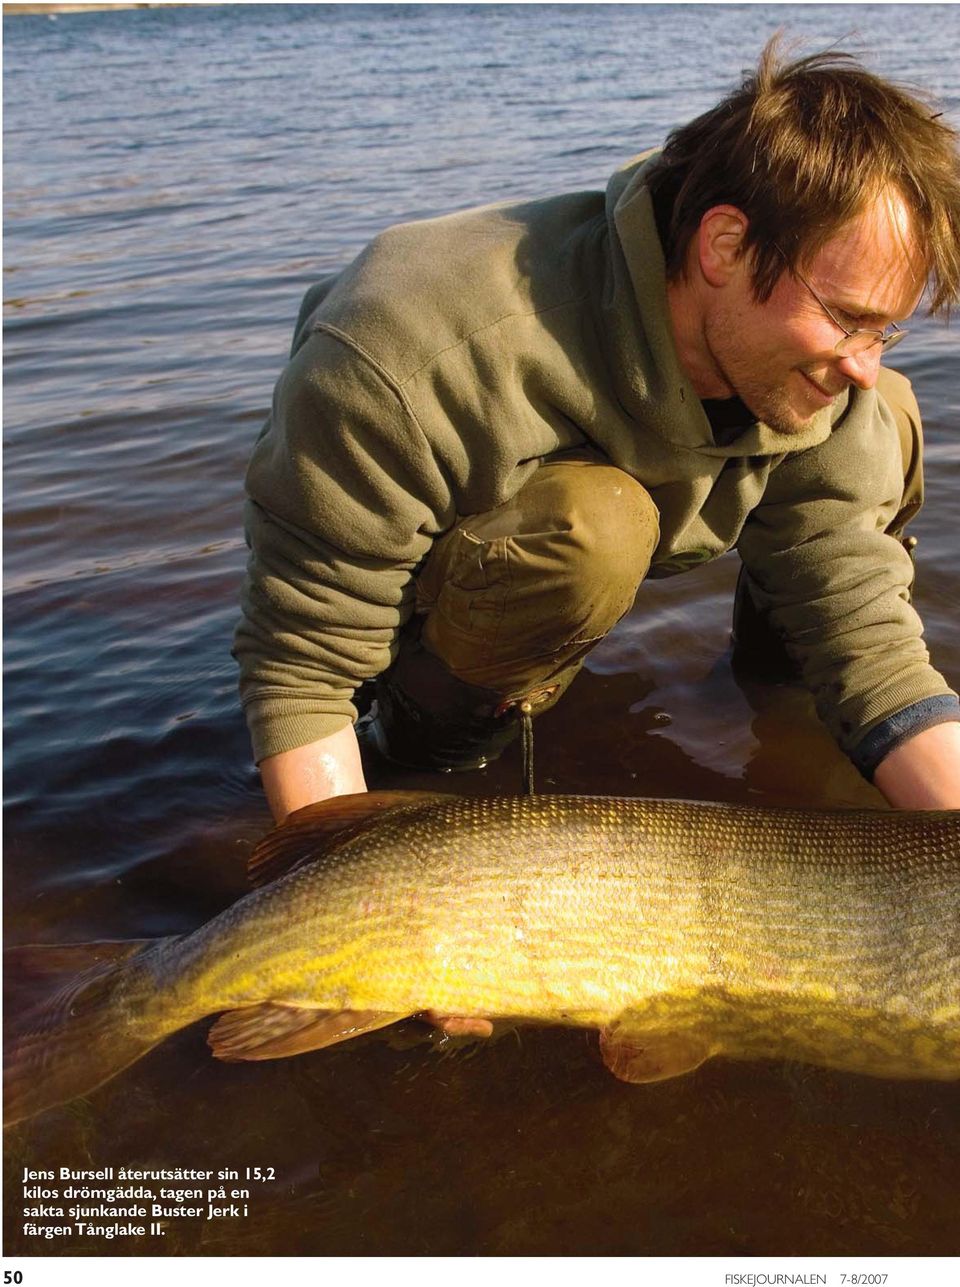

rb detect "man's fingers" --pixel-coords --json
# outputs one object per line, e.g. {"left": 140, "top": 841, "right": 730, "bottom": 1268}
{"left": 425, "top": 1011, "right": 494, "bottom": 1038}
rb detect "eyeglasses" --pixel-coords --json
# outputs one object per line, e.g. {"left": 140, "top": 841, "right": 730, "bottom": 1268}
{"left": 777, "top": 248, "right": 908, "bottom": 357}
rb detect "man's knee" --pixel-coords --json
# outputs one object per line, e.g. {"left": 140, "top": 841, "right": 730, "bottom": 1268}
{"left": 500, "top": 458, "right": 660, "bottom": 605}
{"left": 417, "top": 457, "right": 659, "bottom": 687}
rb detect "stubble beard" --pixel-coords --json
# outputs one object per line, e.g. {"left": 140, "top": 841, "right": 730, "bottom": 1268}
{"left": 737, "top": 378, "right": 817, "bottom": 436}
{"left": 702, "top": 314, "right": 822, "bottom": 437}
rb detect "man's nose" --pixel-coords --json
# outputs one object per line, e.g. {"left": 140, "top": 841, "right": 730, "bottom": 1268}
{"left": 836, "top": 343, "right": 883, "bottom": 390}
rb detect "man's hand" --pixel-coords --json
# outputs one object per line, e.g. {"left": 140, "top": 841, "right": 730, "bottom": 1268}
{"left": 259, "top": 734, "right": 493, "bottom": 1040}
{"left": 873, "top": 721, "right": 960, "bottom": 809}
{"left": 425, "top": 1013, "right": 494, "bottom": 1038}
{"left": 259, "top": 723, "right": 367, "bottom": 823}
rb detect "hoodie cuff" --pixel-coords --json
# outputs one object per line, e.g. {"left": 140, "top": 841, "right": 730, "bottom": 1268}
{"left": 851, "top": 695, "right": 960, "bottom": 781}
{"left": 242, "top": 697, "right": 356, "bottom": 765}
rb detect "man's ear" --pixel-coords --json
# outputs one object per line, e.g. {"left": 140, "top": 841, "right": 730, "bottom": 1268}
{"left": 696, "top": 205, "right": 749, "bottom": 287}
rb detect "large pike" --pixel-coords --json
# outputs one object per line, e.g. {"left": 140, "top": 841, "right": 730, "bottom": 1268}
{"left": 5, "top": 792, "right": 959, "bottom": 1125}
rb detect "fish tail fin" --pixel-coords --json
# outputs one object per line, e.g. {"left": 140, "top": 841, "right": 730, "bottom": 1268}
{"left": 4, "top": 939, "right": 173, "bottom": 1127}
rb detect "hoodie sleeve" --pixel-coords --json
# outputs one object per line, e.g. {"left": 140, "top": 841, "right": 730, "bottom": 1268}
{"left": 234, "top": 327, "right": 453, "bottom": 763}
{"left": 736, "top": 389, "right": 956, "bottom": 764}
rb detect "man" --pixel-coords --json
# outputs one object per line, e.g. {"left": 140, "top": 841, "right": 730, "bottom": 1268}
{"left": 236, "top": 41, "right": 960, "bottom": 824}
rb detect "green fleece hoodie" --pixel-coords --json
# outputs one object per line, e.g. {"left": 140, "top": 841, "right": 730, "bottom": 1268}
{"left": 236, "top": 154, "right": 955, "bottom": 763}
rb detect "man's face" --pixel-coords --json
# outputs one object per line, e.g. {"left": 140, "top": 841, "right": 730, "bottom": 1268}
{"left": 702, "top": 190, "right": 926, "bottom": 434}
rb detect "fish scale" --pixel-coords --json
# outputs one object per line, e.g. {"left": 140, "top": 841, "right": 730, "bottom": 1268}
{"left": 4, "top": 792, "right": 959, "bottom": 1126}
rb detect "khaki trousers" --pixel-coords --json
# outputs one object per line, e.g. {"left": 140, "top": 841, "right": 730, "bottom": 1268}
{"left": 403, "top": 366, "right": 923, "bottom": 708}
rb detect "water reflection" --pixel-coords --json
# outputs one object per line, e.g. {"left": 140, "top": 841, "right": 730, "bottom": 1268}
{"left": 4, "top": 0, "right": 959, "bottom": 1258}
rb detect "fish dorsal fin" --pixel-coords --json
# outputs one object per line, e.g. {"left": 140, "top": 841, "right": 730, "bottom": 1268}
{"left": 247, "top": 790, "right": 452, "bottom": 888}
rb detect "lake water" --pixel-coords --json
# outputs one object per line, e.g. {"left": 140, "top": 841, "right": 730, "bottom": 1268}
{"left": 3, "top": 1, "right": 959, "bottom": 1259}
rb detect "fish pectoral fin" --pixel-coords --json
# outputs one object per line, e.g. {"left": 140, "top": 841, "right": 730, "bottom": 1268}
{"left": 599, "top": 1023, "right": 715, "bottom": 1084}
{"left": 207, "top": 1004, "right": 408, "bottom": 1062}
{"left": 248, "top": 790, "right": 454, "bottom": 887}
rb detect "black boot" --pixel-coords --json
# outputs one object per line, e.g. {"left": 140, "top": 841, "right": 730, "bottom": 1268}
{"left": 730, "top": 566, "right": 801, "bottom": 682}
{"left": 359, "top": 636, "right": 564, "bottom": 773}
